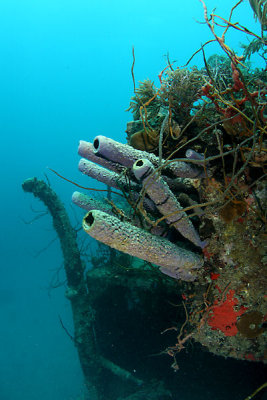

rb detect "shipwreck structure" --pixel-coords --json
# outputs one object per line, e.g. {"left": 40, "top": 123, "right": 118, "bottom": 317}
{"left": 23, "top": 1, "right": 266, "bottom": 399}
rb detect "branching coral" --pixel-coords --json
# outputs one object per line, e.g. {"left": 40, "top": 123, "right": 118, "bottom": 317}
{"left": 159, "top": 67, "right": 205, "bottom": 122}
{"left": 127, "top": 79, "right": 160, "bottom": 121}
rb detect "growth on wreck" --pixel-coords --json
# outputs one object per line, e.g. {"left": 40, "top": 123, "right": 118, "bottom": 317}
{"left": 74, "top": 0, "right": 267, "bottom": 372}
{"left": 23, "top": 1, "right": 267, "bottom": 399}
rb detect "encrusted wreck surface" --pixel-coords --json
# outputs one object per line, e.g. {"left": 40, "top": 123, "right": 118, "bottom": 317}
{"left": 73, "top": 42, "right": 266, "bottom": 365}
{"left": 24, "top": 2, "right": 267, "bottom": 399}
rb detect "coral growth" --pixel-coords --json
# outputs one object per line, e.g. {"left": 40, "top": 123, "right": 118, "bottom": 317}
{"left": 71, "top": 0, "right": 267, "bottom": 369}
{"left": 207, "top": 289, "right": 247, "bottom": 337}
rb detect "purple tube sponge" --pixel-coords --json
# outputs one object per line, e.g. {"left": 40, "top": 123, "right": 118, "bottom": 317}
{"left": 186, "top": 149, "right": 206, "bottom": 165}
{"left": 72, "top": 191, "right": 115, "bottom": 214}
{"left": 79, "top": 158, "right": 139, "bottom": 193}
{"left": 72, "top": 191, "right": 165, "bottom": 237}
{"left": 93, "top": 135, "right": 204, "bottom": 178}
{"left": 133, "top": 159, "right": 206, "bottom": 249}
{"left": 78, "top": 158, "right": 156, "bottom": 214}
{"left": 83, "top": 209, "right": 203, "bottom": 281}
{"left": 78, "top": 140, "right": 125, "bottom": 174}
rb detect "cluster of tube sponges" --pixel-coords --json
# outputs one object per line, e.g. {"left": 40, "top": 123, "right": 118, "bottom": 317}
{"left": 73, "top": 135, "right": 206, "bottom": 281}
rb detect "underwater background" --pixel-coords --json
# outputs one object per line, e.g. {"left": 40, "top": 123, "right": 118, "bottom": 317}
{"left": 0, "top": 0, "right": 266, "bottom": 399}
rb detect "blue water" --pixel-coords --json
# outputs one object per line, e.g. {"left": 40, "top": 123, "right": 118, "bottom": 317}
{"left": 0, "top": 1, "right": 266, "bottom": 399}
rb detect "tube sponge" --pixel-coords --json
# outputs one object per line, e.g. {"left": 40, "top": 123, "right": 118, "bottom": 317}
{"left": 82, "top": 209, "right": 203, "bottom": 281}
{"left": 93, "top": 135, "right": 204, "bottom": 178}
{"left": 72, "top": 191, "right": 115, "bottom": 214}
{"left": 79, "top": 158, "right": 139, "bottom": 192}
{"left": 186, "top": 149, "right": 205, "bottom": 163}
{"left": 78, "top": 140, "right": 125, "bottom": 174}
{"left": 133, "top": 159, "right": 206, "bottom": 249}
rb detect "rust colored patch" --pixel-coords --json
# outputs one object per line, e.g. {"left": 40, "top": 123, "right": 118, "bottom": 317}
{"left": 236, "top": 311, "right": 264, "bottom": 339}
{"left": 219, "top": 200, "right": 247, "bottom": 223}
